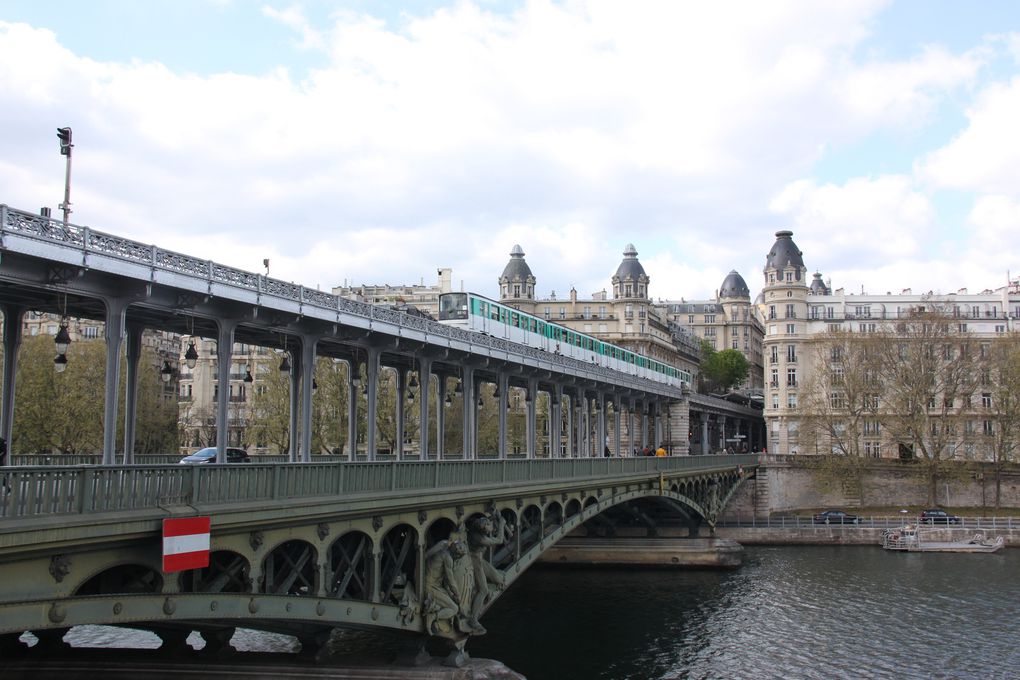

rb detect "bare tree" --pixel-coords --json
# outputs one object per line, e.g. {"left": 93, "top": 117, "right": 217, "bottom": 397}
{"left": 871, "top": 306, "right": 981, "bottom": 505}
{"left": 797, "top": 329, "right": 881, "bottom": 497}
{"left": 986, "top": 333, "right": 1020, "bottom": 507}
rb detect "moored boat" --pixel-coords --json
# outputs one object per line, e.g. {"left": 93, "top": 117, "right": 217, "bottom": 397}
{"left": 881, "top": 525, "right": 1005, "bottom": 553}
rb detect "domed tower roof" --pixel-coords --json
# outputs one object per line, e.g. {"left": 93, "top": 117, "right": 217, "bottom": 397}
{"left": 612, "top": 244, "right": 649, "bottom": 300}
{"left": 499, "top": 244, "right": 534, "bottom": 284}
{"left": 764, "top": 230, "right": 805, "bottom": 272}
{"left": 499, "top": 244, "right": 536, "bottom": 301}
{"left": 719, "top": 270, "right": 750, "bottom": 299}
{"left": 613, "top": 244, "right": 647, "bottom": 281}
{"left": 809, "top": 272, "right": 830, "bottom": 295}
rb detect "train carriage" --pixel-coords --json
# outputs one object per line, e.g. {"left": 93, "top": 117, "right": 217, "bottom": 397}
{"left": 437, "top": 292, "right": 690, "bottom": 389}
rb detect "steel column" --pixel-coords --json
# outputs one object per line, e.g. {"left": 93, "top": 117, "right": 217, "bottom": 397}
{"left": 299, "top": 335, "right": 317, "bottom": 462}
{"left": 436, "top": 375, "right": 446, "bottom": 459}
{"left": 0, "top": 304, "right": 24, "bottom": 463}
{"left": 122, "top": 323, "right": 143, "bottom": 464}
{"left": 526, "top": 377, "right": 538, "bottom": 458}
{"left": 101, "top": 298, "right": 129, "bottom": 465}
{"left": 551, "top": 384, "right": 563, "bottom": 458}
{"left": 214, "top": 320, "right": 238, "bottom": 464}
{"left": 417, "top": 357, "right": 432, "bottom": 460}
{"left": 496, "top": 372, "right": 508, "bottom": 459}
{"left": 395, "top": 367, "right": 406, "bottom": 459}
{"left": 366, "top": 347, "right": 380, "bottom": 461}
{"left": 347, "top": 359, "right": 358, "bottom": 459}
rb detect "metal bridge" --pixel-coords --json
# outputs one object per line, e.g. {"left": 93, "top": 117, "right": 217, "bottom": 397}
{"left": 0, "top": 202, "right": 760, "bottom": 662}
{"left": 0, "top": 454, "right": 756, "bottom": 660}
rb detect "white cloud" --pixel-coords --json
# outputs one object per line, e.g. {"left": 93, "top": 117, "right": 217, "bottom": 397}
{"left": 0, "top": 4, "right": 1005, "bottom": 303}
{"left": 769, "top": 175, "right": 933, "bottom": 260}
{"left": 919, "top": 76, "right": 1020, "bottom": 196}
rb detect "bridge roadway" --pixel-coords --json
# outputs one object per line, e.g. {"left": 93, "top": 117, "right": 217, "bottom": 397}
{"left": 0, "top": 454, "right": 756, "bottom": 659}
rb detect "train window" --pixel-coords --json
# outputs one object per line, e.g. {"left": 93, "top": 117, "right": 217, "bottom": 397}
{"left": 438, "top": 293, "right": 469, "bottom": 320}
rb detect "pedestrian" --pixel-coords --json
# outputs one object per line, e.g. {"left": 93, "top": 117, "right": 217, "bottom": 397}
{"left": 655, "top": 444, "right": 666, "bottom": 457}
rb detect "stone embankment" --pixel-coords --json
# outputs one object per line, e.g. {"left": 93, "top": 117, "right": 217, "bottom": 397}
{"left": 715, "top": 526, "right": 1020, "bottom": 547}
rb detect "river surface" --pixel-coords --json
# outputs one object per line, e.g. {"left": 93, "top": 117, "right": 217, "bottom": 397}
{"left": 50, "top": 546, "right": 1020, "bottom": 679}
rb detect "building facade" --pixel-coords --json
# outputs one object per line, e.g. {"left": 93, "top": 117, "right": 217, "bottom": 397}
{"left": 658, "top": 269, "right": 765, "bottom": 392}
{"left": 760, "top": 229, "right": 1020, "bottom": 458}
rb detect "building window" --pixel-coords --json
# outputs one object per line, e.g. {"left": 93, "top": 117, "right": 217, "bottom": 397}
{"left": 770, "top": 368, "right": 779, "bottom": 388}
{"left": 982, "top": 393, "right": 992, "bottom": 408}
{"left": 787, "top": 368, "right": 797, "bottom": 387}
{"left": 787, "top": 393, "right": 797, "bottom": 408}
{"left": 688, "top": 315, "right": 695, "bottom": 324}
{"left": 599, "top": 306, "right": 606, "bottom": 319}
{"left": 770, "top": 346, "right": 779, "bottom": 364}
{"left": 786, "top": 323, "right": 796, "bottom": 334}
{"left": 771, "top": 393, "right": 779, "bottom": 409}
{"left": 830, "top": 392, "right": 844, "bottom": 408}
{"left": 768, "top": 305, "right": 776, "bottom": 320}
{"left": 984, "top": 420, "right": 995, "bottom": 436}
{"left": 785, "top": 304, "right": 795, "bottom": 319}
{"left": 705, "top": 315, "right": 715, "bottom": 323}
{"left": 583, "top": 306, "right": 591, "bottom": 319}
{"left": 786, "top": 345, "right": 796, "bottom": 362}
{"left": 559, "top": 307, "right": 566, "bottom": 320}
{"left": 785, "top": 272, "right": 793, "bottom": 282}
{"left": 544, "top": 307, "right": 551, "bottom": 319}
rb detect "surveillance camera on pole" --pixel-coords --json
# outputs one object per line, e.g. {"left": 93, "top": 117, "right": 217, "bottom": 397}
{"left": 56, "top": 127, "right": 73, "bottom": 226}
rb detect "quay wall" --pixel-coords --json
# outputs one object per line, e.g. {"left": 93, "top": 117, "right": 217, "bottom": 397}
{"left": 723, "top": 456, "right": 1020, "bottom": 518}
{"left": 713, "top": 527, "right": 1020, "bottom": 547}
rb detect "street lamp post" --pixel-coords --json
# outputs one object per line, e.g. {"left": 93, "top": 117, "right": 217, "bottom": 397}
{"left": 56, "top": 127, "right": 73, "bottom": 227}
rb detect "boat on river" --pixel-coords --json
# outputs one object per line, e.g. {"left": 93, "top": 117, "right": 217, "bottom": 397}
{"left": 881, "top": 525, "right": 1005, "bottom": 553}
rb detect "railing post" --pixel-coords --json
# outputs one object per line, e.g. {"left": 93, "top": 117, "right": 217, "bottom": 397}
{"left": 391, "top": 461, "right": 397, "bottom": 491}
{"left": 434, "top": 459, "right": 440, "bottom": 488}
{"left": 77, "top": 468, "right": 92, "bottom": 513}
{"left": 272, "top": 464, "right": 282, "bottom": 499}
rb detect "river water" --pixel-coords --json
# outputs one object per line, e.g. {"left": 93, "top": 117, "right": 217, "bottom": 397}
{"left": 52, "top": 546, "right": 1020, "bottom": 680}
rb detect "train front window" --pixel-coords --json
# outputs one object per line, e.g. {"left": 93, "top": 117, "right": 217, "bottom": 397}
{"left": 438, "top": 293, "right": 468, "bottom": 320}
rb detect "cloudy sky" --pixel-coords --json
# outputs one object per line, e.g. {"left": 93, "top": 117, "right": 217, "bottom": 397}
{"left": 2, "top": 1, "right": 1019, "bottom": 304}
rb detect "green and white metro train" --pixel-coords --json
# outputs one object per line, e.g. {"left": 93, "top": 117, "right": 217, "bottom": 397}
{"left": 437, "top": 292, "right": 691, "bottom": 389}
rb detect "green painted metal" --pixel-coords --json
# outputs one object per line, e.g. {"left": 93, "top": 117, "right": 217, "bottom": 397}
{"left": 0, "top": 456, "right": 755, "bottom": 646}
{"left": 0, "top": 455, "right": 757, "bottom": 519}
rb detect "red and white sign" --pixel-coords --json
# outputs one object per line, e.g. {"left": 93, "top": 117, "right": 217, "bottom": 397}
{"left": 162, "top": 516, "right": 211, "bottom": 573}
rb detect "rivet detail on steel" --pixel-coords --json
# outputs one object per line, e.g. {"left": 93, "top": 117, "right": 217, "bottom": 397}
{"left": 371, "top": 607, "right": 379, "bottom": 621}
{"left": 317, "top": 602, "right": 326, "bottom": 616}
{"left": 48, "top": 603, "right": 66, "bottom": 623}
{"left": 249, "top": 598, "right": 259, "bottom": 614}
{"left": 285, "top": 602, "right": 293, "bottom": 612}
{"left": 113, "top": 603, "right": 122, "bottom": 615}
{"left": 210, "top": 601, "right": 218, "bottom": 611}
{"left": 162, "top": 597, "right": 176, "bottom": 615}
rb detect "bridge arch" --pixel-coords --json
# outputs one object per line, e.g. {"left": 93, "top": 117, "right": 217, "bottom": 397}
{"left": 260, "top": 539, "right": 318, "bottom": 596}
{"left": 379, "top": 524, "right": 418, "bottom": 605}
{"left": 326, "top": 531, "right": 373, "bottom": 601}
{"left": 75, "top": 563, "right": 163, "bottom": 597}
{"left": 179, "top": 550, "right": 251, "bottom": 593}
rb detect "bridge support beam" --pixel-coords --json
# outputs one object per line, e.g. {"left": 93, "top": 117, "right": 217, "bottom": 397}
{"left": 395, "top": 366, "right": 406, "bottom": 459}
{"left": 551, "top": 384, "right": 563, "bottom": 458}
{"left": 628, "top": 398, "right": 637, "bottom": 455}
{"left": 564, "top": 391, "right": 573, "bottom": 457}
{"left": 122, "top": 323, "right": 143, "bottom": 464}
{"left": 496, "top": 372, "right": 507, "bottom": 459}
{"left": 366, "top": 347, "right": 380, "bottom": 461}
{"left": 347, "top": 358, "right": 358, "bottom": 458}
{"left": 614, "top": 398, "right": 622, "bottom": 457}
{"left": 597, "top": 392, "right": 606, "bottom": 457}
{"left": 101, "top": 298, "right": 129, "bottom": 465}
{"left": 1, "top": 304, "right": 24, "bottom": 463}
{"left": 526, "top": 377, "right": 538, "bottom": 458}
{"left": 299, "top": 335, "right": 318, "bottom": 462}
{"left": 436, "top": 374, "right": 447, "bottom": 459}
{"left": 214, "top": 319, "right": 238, "bottom": 463}
{"left": 418, "top": 357, "right": 432, "bottom": 460}
{"left": 461, "top": 365, "right": 475, "bottom": 459}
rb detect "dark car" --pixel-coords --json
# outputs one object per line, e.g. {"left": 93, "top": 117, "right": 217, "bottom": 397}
{"left": 179, "top": 447, "right": 250, "bottom": 464}
{"left": 813, "top": 509, "right": 860, "bottom": 525}
{"left": 919, "top": 508, "right": 960, "bottom": 525}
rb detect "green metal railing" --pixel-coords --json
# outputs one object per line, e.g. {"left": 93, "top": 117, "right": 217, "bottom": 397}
{"left": 0, "top": 455, "right": 756, "bottom": 519}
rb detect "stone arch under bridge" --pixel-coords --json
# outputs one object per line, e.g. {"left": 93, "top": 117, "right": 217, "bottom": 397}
{"left": 0, "top": 467, "right": 752, "bottom": 660}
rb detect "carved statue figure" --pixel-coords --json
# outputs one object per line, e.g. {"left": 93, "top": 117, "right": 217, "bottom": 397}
{"left": 464, "top": 513, "right": 514, "bottom": 635}
{"left": 423, "top": 537, "right": 471, "bottom": 635}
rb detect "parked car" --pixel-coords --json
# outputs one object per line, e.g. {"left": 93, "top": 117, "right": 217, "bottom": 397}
{"left": 919, "top": 508, "right": 960, "bottom": 525}
{"left": 813, "top": 509, "right": 860, "bottom": 525}
{"left": 179, "top": 447, "right": 251, "bottom": 464}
